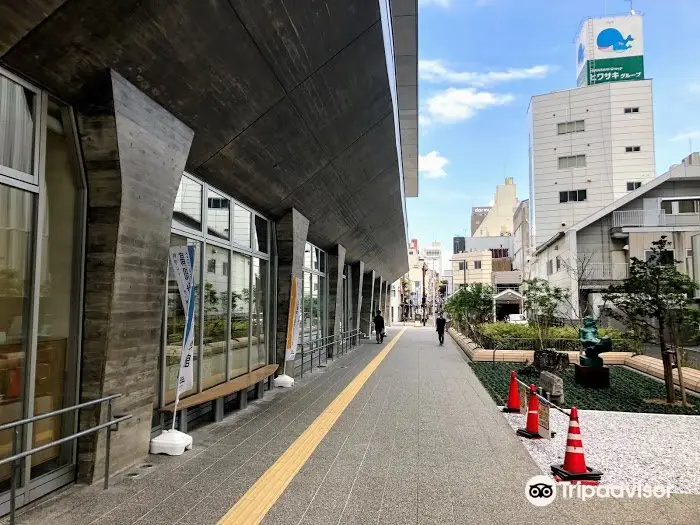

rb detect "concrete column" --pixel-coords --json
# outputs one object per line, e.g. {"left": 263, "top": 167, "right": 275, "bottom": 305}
{"left": 379, "top": 279, "right": 387, "bottom": 322}
{"left": 350, "top": 262, "right": 364, "bottom": 340}
{"left": 77, "top": 70, "right": 194, "bottom": 483}
{"left": 326, "top": 245, "right": 346, "bottom": 357}
{"left": 274, "top": 208, "right": 310, "bottom": 375}
{"left": 361, "top": 270, "right": 376, "bottom": 336}
{"left": 385, "top": 281, "right": 391, "bottom": 326}
{"left": 373, "top": 276, "right": 382, "bottom": 325}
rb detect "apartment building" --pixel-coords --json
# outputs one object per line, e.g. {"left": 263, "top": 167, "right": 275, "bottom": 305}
{"left": 473, "top": 177, "right": 518, "bottom": 237}
{"left": 532, "top": 155, "right": 700, "bottom": 317}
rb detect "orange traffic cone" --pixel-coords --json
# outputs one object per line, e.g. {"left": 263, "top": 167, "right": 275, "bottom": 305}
{"left": 551, "top": 407, "right": 602, "bottom": 482}
{"left": 502, "top": 371, "right": 520, "bottom": 413}
{"left": 516, "top": 384, "right": 541, "bottom": 439}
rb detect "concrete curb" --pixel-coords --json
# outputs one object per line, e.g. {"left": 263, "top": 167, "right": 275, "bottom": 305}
{"left": 448, "top": 327, "right": 700, "bottom": 394}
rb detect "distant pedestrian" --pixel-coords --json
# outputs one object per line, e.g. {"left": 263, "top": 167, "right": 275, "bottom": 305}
{"left": 374, "top": 310, "right": 385, "bottom": 343}
{"left": 436, "top": 313, "right": 446, "bottom": 345}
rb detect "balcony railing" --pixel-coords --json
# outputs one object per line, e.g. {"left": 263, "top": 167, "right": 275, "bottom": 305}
{"left": 613, "top": 210, "right": 700, "bottom": 228}
{"left": 582, "top": 263, "right": 629, "bottom": 281}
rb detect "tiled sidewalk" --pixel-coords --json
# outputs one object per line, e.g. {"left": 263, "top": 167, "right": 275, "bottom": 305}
{"left": 7, "top": 327, "right": 700, "bottom": 524}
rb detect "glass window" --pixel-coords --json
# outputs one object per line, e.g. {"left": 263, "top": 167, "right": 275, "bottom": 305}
{"left": 32, "top": 101, "right": 82, "bottom": 478}
{"left": 661, "top": 200, "right": 673, "bottom": 214}
{"left": 206, "top": 190, "right": 230, "bottom": 241}
{"left": 311, "top": 274, "right": 320, "bottom": 340}
{"left": 251, "top": 258, "right": 268, "bottom": 371}
{"left": 474, "top": 260, "right": 482, "bottom": 270}
{"left": 304, "top": 244, "right": 312, "bottom": 269}
{"left": 312, "top": 249, "right": 319, "bottom": 271}
{"left": 0, "top": 74, "right": 36, "bottom": 176}
{"left": 173, "top": 176, "right": 202, "bottom": 232}
{"left": 232, "top": 204, "right": 251, "bottom": 248}
{"left": 253, "top": 215, "right": 268, "bottom": 253}
{"left": 319, "top": 251, "right": 326, "bottom": 273}
{"left": 202, "top": 245, "right": 228, "bottom": 389}
{"left": 165, "top": 235, "right": 200, "bottom": 404}
{"left": 229, "top": 253, "right": 250, "bottom": 378}
{"left": 302, "top": 272, "right": 312, "bottom": 341}
{"left": 679, "top": 200, "right": 695, "bottom": 214}
{"left": 0, "top": 184, "right": 34, "bottom": 486}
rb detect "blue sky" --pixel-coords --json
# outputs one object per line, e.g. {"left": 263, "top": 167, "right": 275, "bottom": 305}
{"left": 408, "top": 0, "right": 700, "bottom": 266}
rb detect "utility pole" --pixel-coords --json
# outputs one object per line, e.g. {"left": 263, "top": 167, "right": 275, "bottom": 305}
{"left": 422, "top": 261, "right": 428, "bottom": 325}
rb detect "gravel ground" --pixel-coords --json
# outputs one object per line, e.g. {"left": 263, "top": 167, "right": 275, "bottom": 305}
{"left": 502, "top": 408, "right": 700, "bottom": 494}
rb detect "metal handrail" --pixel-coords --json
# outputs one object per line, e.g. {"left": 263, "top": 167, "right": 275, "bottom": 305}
{"left": 1, "top": 394, "right": 132, "bottom": 524}
{"left": 0, "top": 393, "right": 121, "bottom": 432}
{"left": 295, "top": 329, "right": 363, "bottom": 377}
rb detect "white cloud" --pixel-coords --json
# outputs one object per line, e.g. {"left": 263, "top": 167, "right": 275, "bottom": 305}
{"left": 418, "top": 0, "right": 451, "bottom": 7}
{"left": 424, "top": 87, "right": 514, "bottom": 123}
{"left": 420, "top": 60, "right": 554, "bottom": 87}
{"left": 670, "top": 131, "right": 700, "bottom": 142}
{"left": 419, "top": 151, "right": 450, "bottom": 179}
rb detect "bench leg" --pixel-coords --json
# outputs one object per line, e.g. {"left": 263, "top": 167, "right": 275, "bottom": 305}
{"left": 237, "top": 389, "right": 247, "bottom": 410}
{"left": 213, "top": 398, "right": 224, "bottom": 422}
{"left": 178, "top": 408, "right": 188, "bottom": 433}
{"left": 254, "top": 380, "right": 264, "bottom": 400}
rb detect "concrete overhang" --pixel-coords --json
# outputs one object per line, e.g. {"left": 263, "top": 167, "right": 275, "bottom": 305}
{"left": 1, "top": 0, "right": 414, "bottom": 280}
{"left": 391, "top": 0, "right": 419, "bottom": 198}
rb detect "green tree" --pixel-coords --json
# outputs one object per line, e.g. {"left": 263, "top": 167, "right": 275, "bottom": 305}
{"left": 444, "top": 283, "right": 493, "bottom": 343}
{"left": 523, "top": 278, "right": 569, "bottom": 349}
{"left": 603, "top": 236, "right": 698, "bottom": 404}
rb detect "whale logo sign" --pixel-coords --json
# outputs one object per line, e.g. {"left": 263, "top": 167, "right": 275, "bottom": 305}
{"left": 577, "top": 43, "right": 585, "bottom": 65}
{"left": 597, "top": 27, "right": 634, "bottom": 53}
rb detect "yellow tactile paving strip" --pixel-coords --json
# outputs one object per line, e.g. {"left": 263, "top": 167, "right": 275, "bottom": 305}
{"left": 217, "top": 328, "right": 407, "bottom": 525}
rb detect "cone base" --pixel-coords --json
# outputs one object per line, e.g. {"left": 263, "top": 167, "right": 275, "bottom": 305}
{"left": 516, "top": 427, "right": 542, "bottom": 439}
{"left": 553, "top": 475, "right": 599, "bottom": 486}
{"left": 551, "top": 464, "right": 603, "bottom": 481}
{"left": 502, "top": 407, "right": 520, "bottom": 413}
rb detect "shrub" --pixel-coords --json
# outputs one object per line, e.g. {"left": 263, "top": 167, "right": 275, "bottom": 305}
{"left": 477, "top": 322, "right": 633, "bottom": 352}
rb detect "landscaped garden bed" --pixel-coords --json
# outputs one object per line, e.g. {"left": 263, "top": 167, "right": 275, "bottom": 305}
{"left": 470, "top": 361, "right": 700, "bottom": 415}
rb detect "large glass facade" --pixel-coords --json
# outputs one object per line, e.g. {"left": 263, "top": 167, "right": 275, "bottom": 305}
{"left": 155, "top": 173, "right": 270, "bottom": 426}
{"left": 0, "top": 70, "right": 84, "bottom": 506}
{"left": 299, "top": 243, "right": 327, "bottom": 344}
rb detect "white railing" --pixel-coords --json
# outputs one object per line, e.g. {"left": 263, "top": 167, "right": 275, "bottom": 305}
{"left": 613, "top": 210, "right": 700, "bottom": 228}
{"left": 582, "top": 263, "right": 629, "bottom": 281}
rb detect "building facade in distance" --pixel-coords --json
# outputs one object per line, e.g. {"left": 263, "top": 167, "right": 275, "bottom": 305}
{"left": 473, "top": 177, "right": 518, "bottom": 237}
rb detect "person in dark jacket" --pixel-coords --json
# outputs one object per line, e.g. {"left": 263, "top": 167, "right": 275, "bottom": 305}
{"left": 373, "top": 310, "right": 385, "bottom": 343}
{"left": 436, "top": 313, "right": 446, "bottom": 345}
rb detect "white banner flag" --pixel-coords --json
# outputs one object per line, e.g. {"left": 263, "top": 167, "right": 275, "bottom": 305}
{"left": 169, "top": 245, "right": 197, "bottom": 400}
{"left": 284, "top": 275, "right": 303, "bottom": 361}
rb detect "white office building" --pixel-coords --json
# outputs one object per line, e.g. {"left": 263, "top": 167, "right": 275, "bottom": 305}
{"left": 422, "top": 241, "right": 443, "bottom": 277}
{"left": 529, "top": 12, "right": 655, "bottom": 250}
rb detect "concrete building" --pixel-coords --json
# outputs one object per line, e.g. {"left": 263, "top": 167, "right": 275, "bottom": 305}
{"left": 513, "top": 200, "right": 530, "bottom": 272}
{"left": 451, "top": 251, "right": 494, "bottom": 288}
{"left": 464, "top": 235, "right": 514, "bottom": 257}
{"left": 473, "top": 177, "right": 518, "bottom": 237}
{"left": 453, "top": 235, "right": 466, "bottom": 254}
{"left": 443, "top": 269, "right": 454, "bottom": 297}
{"left": 529, "top": 81, "right": 655, "bottom": 249}
{"left": 531, "top": 154, "right": 700, "bottom": 318}
{"left": 422, "top": 241, "right": 443, "bottom": 277}
{"left": 530, "top": 13, "right": 654, "bottom": 250}
{"left": 471, "top": 207, "right": 491, "bottom": 236}
{"left": 0, "top": 1, "right": 417, "bottom": 514}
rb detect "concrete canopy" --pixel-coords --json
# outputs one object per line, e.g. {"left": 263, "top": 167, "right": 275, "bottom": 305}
{"left": 1, "top": 0, "right": 414, "bottom": 280}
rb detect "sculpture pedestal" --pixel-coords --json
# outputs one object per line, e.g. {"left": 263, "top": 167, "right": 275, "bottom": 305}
{"left": 574, "top": 364, "right": 610, "bottom": 388}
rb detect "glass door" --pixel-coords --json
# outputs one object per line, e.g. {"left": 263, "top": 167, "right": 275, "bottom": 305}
{"left": 0, "top": 70, "right": 85, "bottom": 513}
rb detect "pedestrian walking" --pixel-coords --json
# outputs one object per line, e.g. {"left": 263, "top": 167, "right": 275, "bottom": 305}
{"left": 436, "top": 313, "right": 446, "bottom": 345}
{"left": 373, "top": 310, "right": 385, "bottom": 343}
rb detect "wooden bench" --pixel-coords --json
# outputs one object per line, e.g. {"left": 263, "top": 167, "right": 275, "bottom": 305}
{"left": 160, "top": 364, "right": 278, "bottom": 432}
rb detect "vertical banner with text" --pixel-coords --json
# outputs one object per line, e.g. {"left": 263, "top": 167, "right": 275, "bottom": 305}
{"left": 169, "top": 245, "right": 197, "bottom": 405}
{"left": 285, "top": 275, "right": 303, "bottom": 361}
